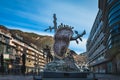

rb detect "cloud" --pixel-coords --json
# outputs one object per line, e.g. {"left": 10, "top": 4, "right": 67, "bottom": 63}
{"left": 6, "top": 25, "right": 54, "bottom": 37}
{"left": 69, "top": 38, "right": 87, "bottom": 54}
{"left": 1, "top": 1, "right": 98, "bottom": 33}
{"left": 37, "top": 0, "right": 98, "bottom": 36}
{"left": 0, "top": 0, "right": 98, "bottom": 54}
{"left": 2, "top": 7, "right": 50, "bottom": 25}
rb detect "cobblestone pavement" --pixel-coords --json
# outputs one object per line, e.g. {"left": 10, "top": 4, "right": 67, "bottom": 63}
{"left": 0, "top": 75, "right": 33, "bottom": 80}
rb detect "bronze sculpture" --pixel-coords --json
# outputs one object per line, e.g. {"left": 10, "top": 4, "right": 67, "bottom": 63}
{"left": 45, "top": 14, "right": 86, "bottom": 60}
{"left": 44, "top": 14, "right": 86, "bottom": 72}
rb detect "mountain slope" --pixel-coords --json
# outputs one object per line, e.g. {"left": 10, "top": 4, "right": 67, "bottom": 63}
{"left": 10, "top": 29, "right": 54, "bottom": 49}
{"left": 0, "top": 25, "right": 54, "bottom": 49}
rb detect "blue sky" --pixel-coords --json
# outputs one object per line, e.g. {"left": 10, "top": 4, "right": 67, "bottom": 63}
{"left": 0, "top": 0, "right": 98, "bottom": 54}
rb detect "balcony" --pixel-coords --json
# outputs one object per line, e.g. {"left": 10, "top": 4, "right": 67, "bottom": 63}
{"left": 89, "top": 58, "right": 109, "bottom": 66}
{"left": 105, "top": 46, "right": 120, "bottom": 59}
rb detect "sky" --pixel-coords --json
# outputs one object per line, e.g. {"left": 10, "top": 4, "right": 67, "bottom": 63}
{"left": 0, "top": 0, "right": 98, "bottom": 54}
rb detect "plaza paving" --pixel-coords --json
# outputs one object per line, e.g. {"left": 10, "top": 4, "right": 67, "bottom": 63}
{"left": 94, "top": 73, "right": 120, "bottom": 80}
{"left": 0, "top": 74, "right": 120, "bottom": 80}
{"left": 0, "top": 75, "right": 33, "bottom": 80}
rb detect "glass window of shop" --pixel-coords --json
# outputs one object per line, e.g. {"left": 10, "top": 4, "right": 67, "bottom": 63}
{"left": 107, "top": 62, "right": 112, "bottom": 73}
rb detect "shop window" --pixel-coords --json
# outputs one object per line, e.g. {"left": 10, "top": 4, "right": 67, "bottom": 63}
{"left": 107, "top": 62, "right": 112, "bottom": 73}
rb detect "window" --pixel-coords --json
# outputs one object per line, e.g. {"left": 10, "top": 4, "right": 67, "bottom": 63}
{"left": 108, "top": 44, "right": 112, "bottom": 49}
{"left": 107, "top": 0, "right": 114, "bottom": 5}
{"left": 109, "top": 16, "right": 120, "bottom": 26}
{"left": 0, "top": 34, "right": 2, "bottom": 41}
{"left": 109, "top": 1, "right": 120, "bottom": 17}
{"left": 108, "top": 10, "right": 120, "bottom": 23}
{"left": 6, "top": 46, "right": 12, "bottom": 54}
{"left": 0, "top": 43, "right": 4, "bottom": 53}
{"left": 5, "top": 37, "right": 10, "bottom": 44}
{"left": 107, "top": 62, "right": 112, "bottom": 73}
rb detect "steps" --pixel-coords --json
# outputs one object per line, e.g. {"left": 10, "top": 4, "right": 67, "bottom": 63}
{"left": 42, "top": 78, "right": 93, "bottom": 80}
{"left": 33, "top": 72, "right": 96, "bottom": 80}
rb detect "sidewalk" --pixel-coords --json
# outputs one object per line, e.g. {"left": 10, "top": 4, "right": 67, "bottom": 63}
{"left": 0, "top": 75, "right": 33, "bottom": 80}
{"left": 0, "top": 74, "right": 120, "bottom": 80}
{"left": 89, "top": 73, "right": 120, "bottom": 80}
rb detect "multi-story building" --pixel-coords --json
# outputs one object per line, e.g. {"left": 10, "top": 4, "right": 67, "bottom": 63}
{"left": 87, "top": 9, "right": 106, "bottom": 73}
{"left": 87, "top": 0, "right": 120, "bottom": 74}
{"left": 10, "top": 34, "right": 46, "bottom": 74}
{"left": 0, "top": 26, "right": 14, "bottom": 74}
{"left": 100, "top": 0, "right": 120, "bottom": 74}
{"left": 0, "top": 25, "right": 47, "bottom": 74}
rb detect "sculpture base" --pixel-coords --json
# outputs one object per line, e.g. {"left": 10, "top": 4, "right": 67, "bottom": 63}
{"left": 42, "top": 72, "right": 88, "bottom": 78}
{"left": 41, "top": 72, "right": 92, "bottom": 80}
{"left": 42, "top": 78, "right": 92, "bottom": 80}
{"left": 42, "top": 57, "right": 90, "bottom": 79}
{"left": 44, "top": 59, "right": 80, "bottom": 72}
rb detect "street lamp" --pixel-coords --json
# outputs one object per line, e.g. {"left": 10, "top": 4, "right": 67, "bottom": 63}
{"left": 8, "top": 64, "right": 12, "bottom": 74}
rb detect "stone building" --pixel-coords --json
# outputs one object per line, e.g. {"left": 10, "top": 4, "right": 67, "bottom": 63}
{"left": 0, "top": 26, "right": 13, "bottom": 74}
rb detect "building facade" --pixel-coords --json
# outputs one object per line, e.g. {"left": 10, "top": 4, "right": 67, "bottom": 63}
{"left": 87, "top": 0, "right": 120, "bottom": 74}
{"left": 0, "top": 25, "right": 47, "bottom": 74}
{"left": 0, "top": 26, "right": 14, "bottom": 74}
{"left": 10, "top": 34, "right": 46, "bottom": 74}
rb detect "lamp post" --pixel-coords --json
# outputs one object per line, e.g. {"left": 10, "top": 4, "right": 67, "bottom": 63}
{"left": 8, "top": 64, "right": 12, "bottom": 74}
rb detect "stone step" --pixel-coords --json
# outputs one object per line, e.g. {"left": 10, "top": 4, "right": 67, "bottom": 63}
{"left": 42, "top": 72, "right": 89, "bottom": 78}
{"left": 42, "top": 78, "right": 93, "bottom": 80}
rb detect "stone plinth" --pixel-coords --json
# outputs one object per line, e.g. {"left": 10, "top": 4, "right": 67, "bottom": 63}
{"left": 34, "top": 72, "right": 93, "bottom": 80}
{"left": 42, "top": 72, "right": 88, "bottom": 78}
{"left": 41, "top": 72, "right": 92, "bottom": 80}
{"left": 42, "top": 78, "right": 92, "bottom": 80}
{"left": 44, "top": 59, "right": 80, "bottom": 72}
